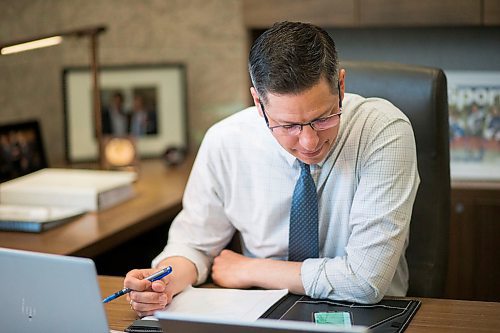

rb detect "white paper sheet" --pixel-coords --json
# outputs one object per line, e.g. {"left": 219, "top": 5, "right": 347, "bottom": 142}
{"left": 143, "top": 286, "right": 288, "bottom": 321}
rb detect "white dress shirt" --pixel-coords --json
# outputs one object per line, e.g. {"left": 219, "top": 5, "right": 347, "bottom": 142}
{"left": 153, "top": 93, "right": 420, "bottom": 303}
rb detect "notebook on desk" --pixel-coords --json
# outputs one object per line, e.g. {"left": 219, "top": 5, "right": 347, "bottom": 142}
{"left": 0, "top": 247, "right": 109, "bottom": 333}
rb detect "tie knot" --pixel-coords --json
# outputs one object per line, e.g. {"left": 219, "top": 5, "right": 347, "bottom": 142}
{"left": 299, "top": 161, "right": 311, "bottom": 174}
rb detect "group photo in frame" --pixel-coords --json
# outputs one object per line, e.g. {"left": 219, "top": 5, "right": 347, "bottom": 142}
{"left": 446, "top": 70, "right": 500, "bottom": 181}
{"left": 0, "top": 120, "right": 48, "bottom": 183}
{"left": 63, "top": 64, "right": 187, "bottom": 162}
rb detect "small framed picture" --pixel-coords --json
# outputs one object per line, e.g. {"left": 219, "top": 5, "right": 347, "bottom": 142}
{"left": 446, "top": 70, "right": 500, "bottom": 181}
{"left": 0, "top": 120, "right": 48, "bottom": 182}
{"left": 63, "top": 64, "right": 188, "bottom": 162}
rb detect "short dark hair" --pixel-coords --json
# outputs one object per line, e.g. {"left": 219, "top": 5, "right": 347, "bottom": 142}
{"left": 248, "top": 21, "right": 339, "bottom": 104}
{"left": 112, "top": 91, "right": 124, "bottom": 101}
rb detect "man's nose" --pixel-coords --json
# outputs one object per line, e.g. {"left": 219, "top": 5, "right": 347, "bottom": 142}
{"left": 298, "top": 125, "right": 320, "bottom": 150}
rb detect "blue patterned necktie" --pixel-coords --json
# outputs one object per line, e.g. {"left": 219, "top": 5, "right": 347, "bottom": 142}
{"left": 288, "top": 161, "right": 319, "bottom": 262}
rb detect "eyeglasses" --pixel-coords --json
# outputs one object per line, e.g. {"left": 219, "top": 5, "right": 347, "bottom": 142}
{"left": 260, "top": 100, "right": 342, "bottom": 137}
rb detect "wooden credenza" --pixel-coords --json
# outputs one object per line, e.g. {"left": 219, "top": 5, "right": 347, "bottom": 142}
{"left": 446, "top": 181, "right": 500, "bottom": 302}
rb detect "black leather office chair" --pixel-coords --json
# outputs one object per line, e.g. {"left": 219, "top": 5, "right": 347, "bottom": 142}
{"left": 341, "top": 61, "right": 450, "bottom": 298}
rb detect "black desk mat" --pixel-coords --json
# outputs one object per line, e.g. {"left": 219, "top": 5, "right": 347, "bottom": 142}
{"left": 261, "top": 295, "right": 420, "bottom": 333}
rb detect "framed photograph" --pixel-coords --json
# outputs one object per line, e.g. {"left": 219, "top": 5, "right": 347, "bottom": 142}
{"left": 0, "top": 120, "right": 48, "bottom": 182}
{"left": 446, "top": 71, "right": 500, "bottom": 181}
{"left": 63, "top": 64, "right": 187, "bottom": 162}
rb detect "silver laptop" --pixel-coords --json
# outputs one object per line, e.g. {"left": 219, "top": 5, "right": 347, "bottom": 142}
{"left": 0, "top": 247, "right": 108, "bottom": 333}
{"left": 156, "top": 312, "right": 368, "bottom": 333}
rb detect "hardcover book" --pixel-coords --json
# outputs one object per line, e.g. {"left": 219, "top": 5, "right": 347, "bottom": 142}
{"left": 0, "top": 168, "right": 137, "bottom": 211}
{"left": 0, "top": 204, "right": 86, "bottom": 233}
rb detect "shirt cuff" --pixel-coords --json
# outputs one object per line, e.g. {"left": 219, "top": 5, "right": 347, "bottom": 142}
{"left": 151, "top": 243, "right": 212, "bottom": 285}
{"left": 300, "top": 258, "right": 330, "bottom": 298}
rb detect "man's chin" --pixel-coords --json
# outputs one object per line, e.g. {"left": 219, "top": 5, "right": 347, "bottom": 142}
{"left": 295, "top": 149, "right": 327, "bottom": 165}
{"left": 298, "top": 156, "right": 323, "bottom": 165}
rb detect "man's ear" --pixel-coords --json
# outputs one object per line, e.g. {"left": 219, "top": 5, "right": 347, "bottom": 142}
{"left": 250, "top": 87, "right": 264, "bottom": 117}
{"left": 338, "top": 69, "right": 346, "bottom": 102}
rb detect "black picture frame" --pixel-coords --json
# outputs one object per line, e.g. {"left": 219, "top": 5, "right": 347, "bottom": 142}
{"left": 0, "top": 120, "right": 48, "bottom": 183}
{"left": 62, "top": 64, "right": 188, "bottom": 163}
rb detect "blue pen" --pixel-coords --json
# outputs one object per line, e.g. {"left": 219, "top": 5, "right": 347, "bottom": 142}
{"left": 102, "top": 266, "right": 173, "bottom": 304}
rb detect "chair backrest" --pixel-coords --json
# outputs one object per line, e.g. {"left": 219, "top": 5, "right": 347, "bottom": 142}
{"left": 341, "top": 61, "right": 451, "bottom": 298}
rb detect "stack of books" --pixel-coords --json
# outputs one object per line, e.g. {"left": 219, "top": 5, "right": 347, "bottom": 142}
{"left": 0, "top": 168, "right": 137, "bottom": 233}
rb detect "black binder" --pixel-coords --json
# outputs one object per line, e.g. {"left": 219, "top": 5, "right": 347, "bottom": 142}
{"left": 261, "top": 294, "right": 420, "bottom": 333}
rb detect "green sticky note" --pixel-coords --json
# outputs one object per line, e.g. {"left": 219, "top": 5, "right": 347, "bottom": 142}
{"left": 313, "top": 311, "right": 352, "bottom": 327}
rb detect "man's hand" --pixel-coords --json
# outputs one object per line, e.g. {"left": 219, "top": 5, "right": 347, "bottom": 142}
{"left": 124, "top": 268, "right": 172, "bottom": 317}
{"left": 124, "top": 256, "right": 198, "bottom": 317}
{"left": 211, "top": 249, "right": 256, "bottom": 289}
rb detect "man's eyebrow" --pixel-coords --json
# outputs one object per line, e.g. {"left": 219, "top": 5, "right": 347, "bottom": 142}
{"left": 318, "top": 104, "right": 336, "bottom": 118}
{"left": 309, "top": 104, "right": 337, "bottom": 121}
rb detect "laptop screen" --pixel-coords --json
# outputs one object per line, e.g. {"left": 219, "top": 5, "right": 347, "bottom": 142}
{"left": 0, "top": 247, "right": 108, "bottom": 333}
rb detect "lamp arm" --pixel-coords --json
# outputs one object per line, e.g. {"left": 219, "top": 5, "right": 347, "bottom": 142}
{"left": 89, "top": 32, "right": 105, "bottom": 169}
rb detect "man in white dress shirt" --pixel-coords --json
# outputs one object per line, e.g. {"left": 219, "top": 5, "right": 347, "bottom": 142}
{"left": 124, "top": 21, "right": 419, "bottom": 316}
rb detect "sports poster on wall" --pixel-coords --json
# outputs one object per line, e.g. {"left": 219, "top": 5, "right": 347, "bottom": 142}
{"left": 446, "top": 71, "right": 500, "bottom": 181}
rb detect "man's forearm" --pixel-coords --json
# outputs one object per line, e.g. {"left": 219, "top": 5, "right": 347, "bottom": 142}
{"left": 249, "top": 258, "right": 305, "bottom": 294}
{"left": 211, "top": 250, "right": 305, "bottom": 293}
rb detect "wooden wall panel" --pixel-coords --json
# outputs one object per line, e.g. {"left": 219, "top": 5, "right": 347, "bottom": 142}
{"left": 358, "top": 0, "right": 482, "bottom": 26}
{"left": 243, "top": 0, "right": 356, "bottom": 28}
{"left": 446, "top": 183, "right": 500, "bottom": 302}
{"left": 484, "top": 0, "right": 500, "bottom": 25}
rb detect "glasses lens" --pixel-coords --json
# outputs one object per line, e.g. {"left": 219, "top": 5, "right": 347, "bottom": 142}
{"left": 287, "top": 125, "right": 301, "bottom": 136}
{"left": 269, "top": 113, "right": 341, "bottom": 136}
{"left": 313, "top": 115, "right": 340, "bottom": 130}
{"left": 273, "top": 125, "right": 301, "bottom": 136}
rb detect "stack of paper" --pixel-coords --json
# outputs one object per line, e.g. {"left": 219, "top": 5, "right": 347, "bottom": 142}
{"left": 143, "top": 286, "right": 288, "bottom": 322}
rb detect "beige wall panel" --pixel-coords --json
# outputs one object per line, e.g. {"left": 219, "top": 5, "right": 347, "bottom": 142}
{"left": 0, "top": 0, "right": 249, "bottom": 164}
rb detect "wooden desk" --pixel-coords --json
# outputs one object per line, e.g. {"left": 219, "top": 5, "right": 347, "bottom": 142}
{"left": 99, "top": 276, "right": 500, "bottom": 332}
{"left": 0, "top": 159, "right": 192, "bottom": 257}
